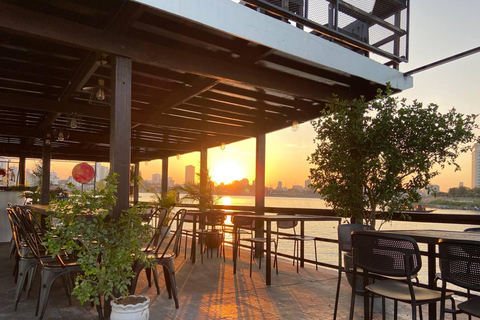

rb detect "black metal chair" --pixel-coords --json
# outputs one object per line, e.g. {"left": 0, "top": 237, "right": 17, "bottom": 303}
{"left": 275, "top": 216, "right": 318, "bottom": 273}
{"left": 9, "top": 207, "right": 82, "bottom": 320}
{"left": 198, "top": 210, "right": 225, "bottom": 263}
{"left": 231, "top": 213, "right": 278, "bottom": 277}
{"left": 130, "top": 209, "right": 187, "bottom": 309}
{"left": 221, "top": 211, "right": 256, "bottom": 261}
{"left": 349, "top": 232, "right": 450, "bottom": 320}
{"left": 439, "top": 239, "right": 480, "bottom": 320}
{"left": 333, "top": 223, "right": 374, "bottom": 320}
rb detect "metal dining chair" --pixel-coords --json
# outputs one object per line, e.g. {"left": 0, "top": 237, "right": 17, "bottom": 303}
{"left": 333, "top": 223, "right": 374, "bottom": 320}
{"left": 275, "top": 216, "right": 318, "bottom": 273}
{"left": 130, "top": 209, "right": 187, "bottom": 309}
{"left": 349, "top": 232, "right": 450, "bottom": 320}
{"left": 439, "top": 239, "right": 480, "bottom": 320}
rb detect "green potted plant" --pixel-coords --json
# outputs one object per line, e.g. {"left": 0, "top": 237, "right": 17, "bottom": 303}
{"left": 175, "top": 170, "right": 222, "bottom": 249}
{"left": 308, "top": 85, "right": 478, "bottom": 227}
{"left": 149, "top": 189, "right": 179, "bottom": 235}
{"left": 43, "top": 174, "right": 153, "bottom": 320}
{"left": 308, "top": 86, "right": 478, "bottom": 289}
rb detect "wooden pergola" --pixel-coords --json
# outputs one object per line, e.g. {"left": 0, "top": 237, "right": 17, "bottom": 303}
{"left": 0, "top": 0, "right": 411, "bottom": 215}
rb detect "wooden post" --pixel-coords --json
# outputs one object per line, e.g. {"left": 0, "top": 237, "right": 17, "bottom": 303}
{"left": 18, "top": 155, "right": 26, "bottom": 186}
{"left": 133, "top": 161, "right": 139, "bottom": 204}
{"left": 40, "top": 133, "right": 51, "bottom": 205}
{"left": 161, "top": 157, "right": 168, "bottom": 194}
{"left": 255, "top": 133, "right": 266, "bottom": 257}
{"left": 109, "top": 56, "right": 132, "bottom": 218}
{"left": 199, "top": 148, "right": 208, "bottom": 211}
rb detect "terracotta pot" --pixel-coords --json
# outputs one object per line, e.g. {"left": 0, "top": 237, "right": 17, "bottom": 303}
{"left": 110, "top": 295, "right": 150, "bottom": 320}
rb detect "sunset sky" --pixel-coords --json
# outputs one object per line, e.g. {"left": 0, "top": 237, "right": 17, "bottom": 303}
{"left": 25, "top": 0, "right": 480, "bottom": 193}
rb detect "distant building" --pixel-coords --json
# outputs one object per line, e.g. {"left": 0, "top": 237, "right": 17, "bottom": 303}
{"left": 304, "top": 179, "right": 311, "bottom": 190}
{"left": 168, "top": 177, "right": 175, "bottom": 187}
{"left": 152, "top": 173, "right": 161, "bottom": 184}
{"left": 292, "top": 184, "right": 303, "bottom": 191}
{"left": 472, "top": 143, "right": 480, "bottom": 188}
{"left": 277, "top": 181, "right": 282, "bottom": 190}
{"left": 430, "top": 185, "right": 440, "bottom": 193}
{"left": 95, "top": 163, "right": 109, "bottom": 182}
{"left": 185, "top": 165, "right": 195, "bottom": 184}
{"left": 459, "top": 182, "right": 464, "bottom": 188}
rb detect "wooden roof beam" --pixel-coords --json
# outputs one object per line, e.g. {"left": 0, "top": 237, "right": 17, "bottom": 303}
{"left": 0, "top": 3, "right": 356, "bottom": 102}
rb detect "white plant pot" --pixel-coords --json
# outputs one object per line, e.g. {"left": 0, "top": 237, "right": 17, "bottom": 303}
{"left": 160, "top": 225, "right": 171, "bottom": 235}
{"left": 110, "top": 295, "right": 150, "bottom": 320}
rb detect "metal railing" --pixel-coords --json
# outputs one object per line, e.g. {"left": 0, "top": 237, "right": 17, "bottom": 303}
{"left": 236, "top": 0, "right": 409, "bottom": 68}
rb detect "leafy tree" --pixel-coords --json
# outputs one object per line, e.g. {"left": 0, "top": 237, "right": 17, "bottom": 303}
{"left": 308, "top": 86, "right": 478, "bottom": 227}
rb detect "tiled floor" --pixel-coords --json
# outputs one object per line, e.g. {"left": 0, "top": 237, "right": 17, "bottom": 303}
{"left": 0, "top": 242, "right": 465, "bottom": 319}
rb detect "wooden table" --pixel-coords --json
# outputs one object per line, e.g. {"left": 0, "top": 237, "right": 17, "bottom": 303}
{"left": 232, "top": 214, "right": 341, "bottom": 285}
{"left": 366, "top": 229, "right": 480, "bottom": 320}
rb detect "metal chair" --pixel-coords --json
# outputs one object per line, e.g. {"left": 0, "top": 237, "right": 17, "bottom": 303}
{"left": 333, "top": 223, "right": 374, "bottom": 320}
{"left": 221, "top": 211, "right": 256, "bottom": 261}
{"left": 130, "top": 209, "right": 187, "bottom": 309}
{"left": 198, "top": 210, "right": 225, "bottom": 263}
{"left": 349, "top": 232, "right": 450, "bottom": 320}
{"left": 439, "top": 239, "right": 480, "bottom": 320}
{"left": 9, "top": 207, "right": 81, "bottom": 320}
{"left": 275, "top": 216, "right": 318, "bottom": 273}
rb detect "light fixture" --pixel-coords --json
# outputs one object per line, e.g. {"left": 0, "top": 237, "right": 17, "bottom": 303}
{"left": 87, "top": 78, "right": 110, "bottom": 106}
{"left": 176, "top": 154, "right": 181, "bottom": 160}
{"left": 53, "top": 128, "right": 70, "bottom": 141}
{"left": 220, "top": 142, "right": 226, "bottom": 151}
{"left": 68, "top": 113, "right": 81, "bottom": 129}
{"left": 291, "top": 120, "right": 299, "bottom": 132}
{"left": 45, "top": 133, "right": 51, "bottom": 146}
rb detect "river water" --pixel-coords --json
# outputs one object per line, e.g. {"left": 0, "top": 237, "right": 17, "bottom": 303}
{"left": 140, "top": 193, "right": 480, "bottom": 283}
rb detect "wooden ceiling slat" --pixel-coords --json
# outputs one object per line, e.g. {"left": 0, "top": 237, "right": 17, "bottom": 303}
{"left": 0, "top": 3, "right": 357, "bottom": 102}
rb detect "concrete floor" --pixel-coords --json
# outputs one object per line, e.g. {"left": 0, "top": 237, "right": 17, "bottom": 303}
{"left": 0, "top": 242, "right": 467, "bottom": 319}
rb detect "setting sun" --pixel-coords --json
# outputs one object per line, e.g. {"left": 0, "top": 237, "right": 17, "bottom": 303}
{"left": 210, "top": 161, "right": 244, "bottom": 185}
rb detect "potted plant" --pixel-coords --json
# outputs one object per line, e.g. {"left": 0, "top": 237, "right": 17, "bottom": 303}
{"left": 174, "top": 170, "right": 222, "bottom": 249}
{"left": 149, "top": 189, "right": 179, "bottom": 235}
{"left": 43, "top": 174, "right": 153, "bottom": 320}
{"left": 308, "top": 86, "right": 478, "bottom": 288}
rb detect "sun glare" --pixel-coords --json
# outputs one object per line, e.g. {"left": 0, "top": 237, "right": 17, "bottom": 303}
{"left": 211, "top": 161, "right": 244, "bottom": 185}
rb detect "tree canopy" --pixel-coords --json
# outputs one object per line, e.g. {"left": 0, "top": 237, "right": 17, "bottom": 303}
{"left": 308, "top": 86, "right": 479, "bottom": 226}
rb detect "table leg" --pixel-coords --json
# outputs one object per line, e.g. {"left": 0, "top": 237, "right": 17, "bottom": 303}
{"left": 300, "top": 221, "right": 305, "bottom": 268}
{"left": 427, "top": 243, "right": 436, "bottom": 320}
{"left": 190, "top": 216, "right": 197, "bottom": 263}
{"left": 233, "top": 225, "right": 238, "bottom": 274}
{"left": 266, "top": 221, "right": 272, "bottom": 285}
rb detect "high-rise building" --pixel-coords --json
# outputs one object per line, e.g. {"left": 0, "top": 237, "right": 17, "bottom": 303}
{"left": 472, "top": 143, "right": 480, "bottom": 188}
{"left": 95, "top": 163, "right": 109, "bottom": 182}
{"left": 304, "top": 179, "right": 311, "bottom": 189}
{"left": 277, "top": 181, "right": 282, "bottom": 190}
{"left": 152, "top": 173, "right": 161, "bottom": 184}
{"left": 185, "top": 165, "right": 195, "bottom": 184}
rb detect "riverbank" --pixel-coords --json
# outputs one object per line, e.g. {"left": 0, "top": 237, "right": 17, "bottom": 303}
{"left": 421, "top": 196, "right": 480, "bottom": 210}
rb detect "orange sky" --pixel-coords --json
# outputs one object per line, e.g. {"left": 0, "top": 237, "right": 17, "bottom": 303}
{"left": 22, "top": 1, "right": 480, "bottom": 193}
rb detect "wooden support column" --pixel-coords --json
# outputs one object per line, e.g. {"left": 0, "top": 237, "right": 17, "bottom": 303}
{"left": 255, "top": 133, "right": 266, "bottom": 257}
{"left": 161, "top": 157, "right": 168, "bottom": 194}
{"left": 40, "top": 134, "right": 52, "bottom": 205}
{"left": 18, "top": 155, "right": 26, "bottom": 186}
{"left": 199, "top": 148, "right": 208, "bottom": 211}
{"left": 133, "top": 162, "right": 139, "bottom": 204}
{"left": 109, "top": 56, "right": 132, "bottom": 218}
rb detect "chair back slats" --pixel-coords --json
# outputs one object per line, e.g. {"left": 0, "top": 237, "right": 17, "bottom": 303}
{"left": 439, "top": 239, "right": 480, "bottom": 292}
{"left": 232, "top": 211, "right": 256, "bottom": 229}
{"left": 144, "top": 209, "right": 187, "bottom": 257}
{"left": 338, "top": 224, "right": 374, "bottom": 253}
{"left": 352, "top": 232, "right": 421, "bottom": 278}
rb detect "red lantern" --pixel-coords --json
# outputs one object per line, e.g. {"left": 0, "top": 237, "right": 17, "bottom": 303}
{"left": 72, "top": 162, "right": 95, "bottom": 184}
{"left": 0, "top": 169, "right": 5, "bottom": 177}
